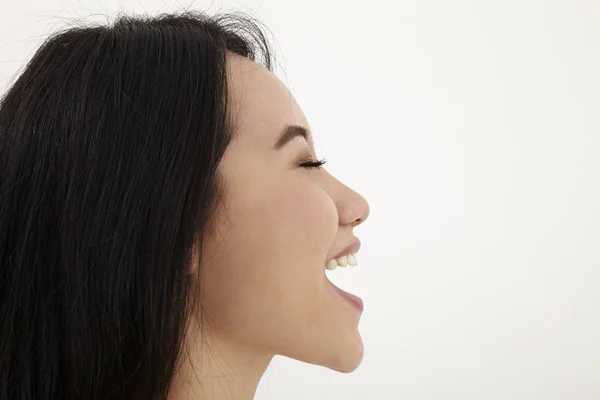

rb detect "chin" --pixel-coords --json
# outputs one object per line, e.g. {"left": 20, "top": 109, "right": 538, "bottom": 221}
{"left": 299, "top": 337, "right": 365, "bottom": 373}
{"left": 278, "top": 328, "right": 365, "bottom": 372}
{"left": 327, "top": 342, "right": 364, "bottom": 373}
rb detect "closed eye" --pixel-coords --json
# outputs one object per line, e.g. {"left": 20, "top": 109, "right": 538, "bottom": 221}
{"left": 299, "top": 157, "right": 328, "bottom": 169}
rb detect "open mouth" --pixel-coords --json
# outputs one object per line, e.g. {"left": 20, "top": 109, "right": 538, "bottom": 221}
{"left": 324, "top": 259, "right": 363, "bottom": 312}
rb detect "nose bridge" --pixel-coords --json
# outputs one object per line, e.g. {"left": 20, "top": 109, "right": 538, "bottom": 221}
{"left": 326, "top": 171, "right": 370, "bottom": 228}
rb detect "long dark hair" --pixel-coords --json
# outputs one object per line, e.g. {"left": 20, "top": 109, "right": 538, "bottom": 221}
{"left": 0, "top": 10, "right": 275, "bottom": 399}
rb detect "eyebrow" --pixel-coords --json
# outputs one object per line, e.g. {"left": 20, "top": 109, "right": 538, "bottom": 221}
{"left": 274, "top": 124, "right": 311, "bottom": 150}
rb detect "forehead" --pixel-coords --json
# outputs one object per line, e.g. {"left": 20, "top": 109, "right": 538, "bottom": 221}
{"left": 226, "top": 52, "right": 311, "bottom": 148}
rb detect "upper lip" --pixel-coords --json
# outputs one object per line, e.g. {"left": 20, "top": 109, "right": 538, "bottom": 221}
{"left": 327, "top": 237, "right": 361, "bottom": 263}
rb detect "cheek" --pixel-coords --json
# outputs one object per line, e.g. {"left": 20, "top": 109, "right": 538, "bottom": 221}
{"left": 269, "top": 181, "right": 339, "bottom": 281}
{"left": 288, "top": 183, "right": 338, "bottom": 240}
{"left": 200, "top": 178, "right": 338, "bottom": 345}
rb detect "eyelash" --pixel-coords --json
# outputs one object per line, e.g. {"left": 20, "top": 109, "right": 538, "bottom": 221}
{"left": 299, "top": 157, "right": 328, "bottom": 169}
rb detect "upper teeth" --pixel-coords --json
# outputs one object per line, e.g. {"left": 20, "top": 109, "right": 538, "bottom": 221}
{"left": 325, "top": 253, "right": 358, "bottom": 270}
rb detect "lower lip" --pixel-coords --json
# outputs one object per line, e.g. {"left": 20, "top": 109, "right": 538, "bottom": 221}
{"left": 327, "top": 278, "right": 364, "bottom": 312}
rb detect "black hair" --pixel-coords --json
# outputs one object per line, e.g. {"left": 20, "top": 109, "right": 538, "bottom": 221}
{"left": 0, "top": 10, "right": 276, "bottom": 399}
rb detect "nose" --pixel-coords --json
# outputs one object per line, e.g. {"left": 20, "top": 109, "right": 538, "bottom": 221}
{"left": 331, "top": 177, "right": 370, "bottom": 228}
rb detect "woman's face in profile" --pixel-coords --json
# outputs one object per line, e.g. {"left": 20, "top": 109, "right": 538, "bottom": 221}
{"left": 194, "top": 51, "right": 370, "bottom": 372}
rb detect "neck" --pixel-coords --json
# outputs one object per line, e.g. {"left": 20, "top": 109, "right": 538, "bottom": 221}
{"left": 167, "top": 316, "right": 273, "bottom": 400}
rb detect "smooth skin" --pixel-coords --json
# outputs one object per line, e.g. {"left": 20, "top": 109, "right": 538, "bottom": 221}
{"left": 168, "top": 51, "right": 370, "bottom": 400}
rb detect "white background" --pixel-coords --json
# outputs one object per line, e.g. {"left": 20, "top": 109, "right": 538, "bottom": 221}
{"left": 1, "top": 1, "right": 599, "bottom": 399}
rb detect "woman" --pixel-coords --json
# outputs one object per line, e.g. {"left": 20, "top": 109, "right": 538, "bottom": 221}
{"left": 0, "top": 10, "right": 370, "bottom": 400}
